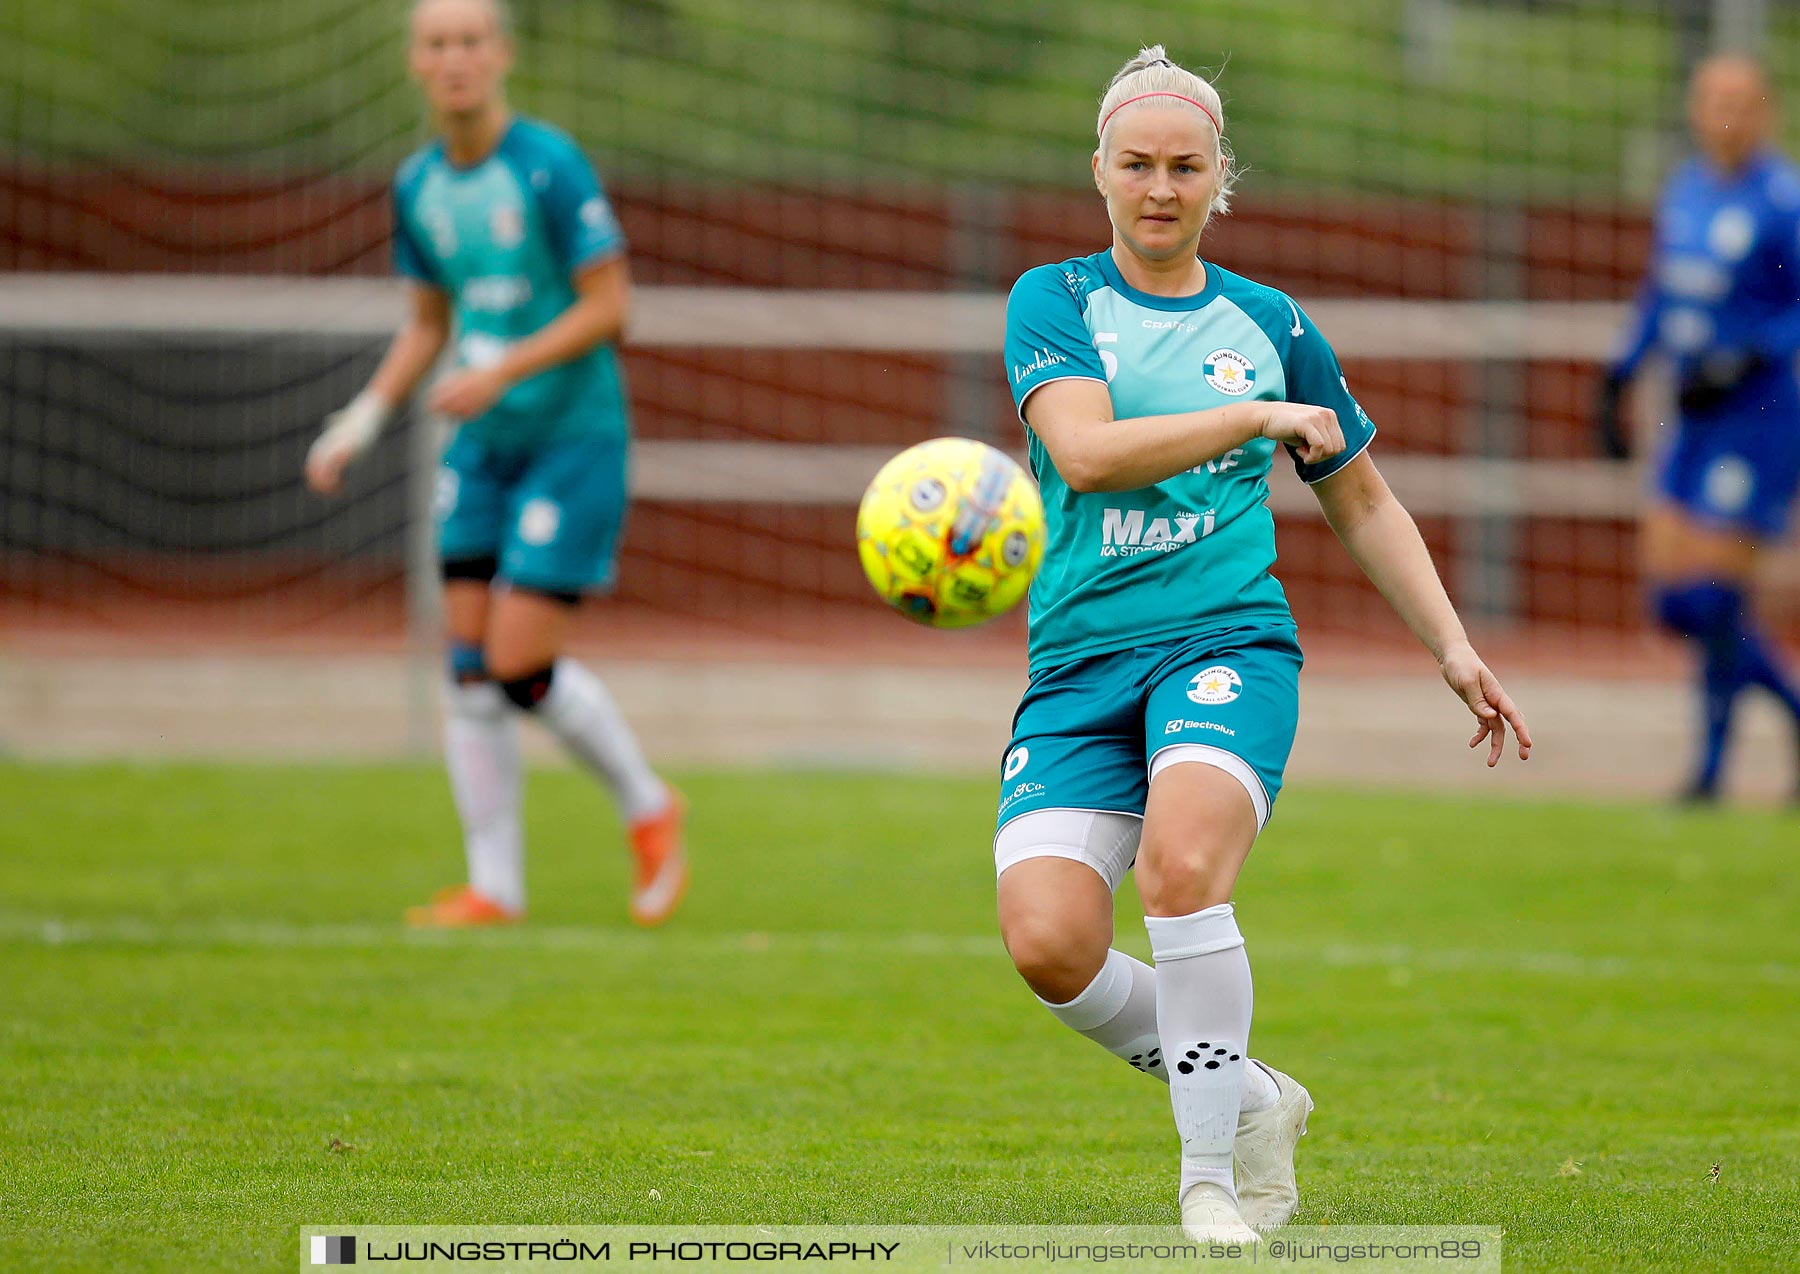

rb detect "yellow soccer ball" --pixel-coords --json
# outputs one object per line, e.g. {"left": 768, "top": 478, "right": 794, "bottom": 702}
{"left": 856, "top": 437, "right": 1046, "bottom": 629}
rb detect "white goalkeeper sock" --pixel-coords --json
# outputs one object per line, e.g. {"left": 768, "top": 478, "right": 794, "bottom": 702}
{"left": 1040, "top": 947, "right": 1281, "bottom": 1113}
{"left": 1039, "top": 948, "right": 1166, "bottom": 1079}
{"left": 536, "top": 658, "right": 670, "bottom": 823}
{"left": 444, "top": 678, "right": 525, "bottom": 913}
{"left": 1147, "top": 903, "right": 1255, "bottom": 1201}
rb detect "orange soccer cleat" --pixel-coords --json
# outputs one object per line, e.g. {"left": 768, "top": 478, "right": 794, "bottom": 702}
{"left": 628, "top": 791, "right": 689, "bottom": 927}
{"left": 404, "top": 884, "right": 522, "bottom": 928}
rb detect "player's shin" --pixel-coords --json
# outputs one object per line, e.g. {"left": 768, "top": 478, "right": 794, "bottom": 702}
{"left": 1039, "top": 948, "right": 1165, "bottom": 1078}
{"left": 1038, "top": 947, "right": 1278, "bottom": 1107}
{"left": 1147, "top": 903, "right": 1254, "bottom": 1200}
{"left": 444, "top": 649, "right": 526, "bottom": 913}
{"left": 1656, "top": 583, "right": 1753, "bottom": 794}
{"left": 501, "top": 658, "right": 669, "bottom": 822}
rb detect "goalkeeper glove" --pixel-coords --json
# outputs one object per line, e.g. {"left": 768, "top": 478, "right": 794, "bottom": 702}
{"left": 1594, "top": 371, "right": 1630, "bottom": 460}
{"left": 305, "top": 391, "right": 392, "bottom": 494}
{"left": 1677, "top": 349, "right": 1767, "bottom": 417}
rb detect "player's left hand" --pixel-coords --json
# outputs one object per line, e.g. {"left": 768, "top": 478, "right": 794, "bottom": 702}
{"left": 1438, "top": 641, "right": 1532, "bottom": 767}
{"left": 1676, "top": 349, "right": 1767, "bottom": 416}
{"left": 429, "top": 367, "right": 510, "bottom": 419}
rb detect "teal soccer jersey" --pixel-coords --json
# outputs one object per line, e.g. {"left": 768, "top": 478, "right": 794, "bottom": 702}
{"left": 393, "top": 116, "right": 628, "bottom": 450}
{"left": 1004, "top": 251, "right": 1376, "bottom": 671}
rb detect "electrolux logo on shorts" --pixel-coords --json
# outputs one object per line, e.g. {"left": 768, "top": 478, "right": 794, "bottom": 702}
{"left": 1163, "top": 718, "right": 1236, "bottom": 737}
{"left": 1099, "top": 507, "right": 1215, "bottom": 557}
{"left": 1186, "top": 666, "right": 1242, "bottom": 705}
{"left": 1012, "top": 347, "right": 1068, "bottom": 384}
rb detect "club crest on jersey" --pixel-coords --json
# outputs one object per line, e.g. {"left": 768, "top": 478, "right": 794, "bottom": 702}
{"left": 1203, "top": 348, "right": 1256, "bottom": 397}
{"left": 1707, "top": 205, "right": 1755, "bottom": 261}
{"left": 489, "top": 205, "right": 525, "bottom": 249}
{"left": 1186, "top": 665, "right": 1242, "bottom": 705}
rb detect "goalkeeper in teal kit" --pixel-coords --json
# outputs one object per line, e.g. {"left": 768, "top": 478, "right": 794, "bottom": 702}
{"left": 993, "top": 47, "right": 1533, "bottom": 1241}
{"left": 305, "top": 0, "right": 686, "bottom": 929}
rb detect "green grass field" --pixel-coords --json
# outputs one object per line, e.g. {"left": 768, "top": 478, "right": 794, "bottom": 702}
{"left": 3, "top": 763, "right": 1797, "bottom": 1272}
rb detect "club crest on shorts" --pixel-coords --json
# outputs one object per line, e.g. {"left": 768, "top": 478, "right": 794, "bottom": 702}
{"left": 1186, "top": 665, "right": 1242, "bottom": 705}
{"left": 517, "top": 498, "right": 562, "bottom": 546}
{"left": 1703, "top": 456, "right": 1754, "bottom": 515}
{"left": 1203, "top": 349, "right": 1256, "bottom": 397}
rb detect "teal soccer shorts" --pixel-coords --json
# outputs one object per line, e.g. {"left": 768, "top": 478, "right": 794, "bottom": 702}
{"left": 995, "top": 625, "right": 1303, "bottom": 846}
{"left": 436, "top": 430, "right": 628, "bottom": 595}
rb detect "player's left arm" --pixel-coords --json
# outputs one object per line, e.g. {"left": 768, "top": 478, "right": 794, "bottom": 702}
{"left": 430, "top": 257, "right": 630, "bottom": 418}
{"left": 1312, "top": 453, "right": 1532, "bottom": 766}
{"left": 1285, "top": 302, "right": 1530, "bottom": 764}
{"left": 431, "top": 135, "right": 631, "bottom": 420}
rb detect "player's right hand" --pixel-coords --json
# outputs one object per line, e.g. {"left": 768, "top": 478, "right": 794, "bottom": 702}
{"left": 304, "top": 393, "right": 390, "bottom": 495}
{"left": 1256, "top": 402, "right": 1344, "bottom": 466}
{"left": 1594, "top": 371, "right": 1630, "bottom": 459}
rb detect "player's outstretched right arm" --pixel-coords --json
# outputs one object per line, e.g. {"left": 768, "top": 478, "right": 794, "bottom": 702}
{"left": 305, "top": 284, "right": 452, "bottom": 495}
{"left": 1594, "top": 272, "right": 1662, "bottom": 460}
{"left": 1024, "top": 379, "right": 1343, "bottom": 493}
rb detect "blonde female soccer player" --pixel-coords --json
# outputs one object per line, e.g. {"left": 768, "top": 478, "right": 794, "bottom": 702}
{"left": 997, "top": 47, "right": 1531, "bottom": 1240}
{"left": 305, "top": 0, "right": 686, "bottom": 928}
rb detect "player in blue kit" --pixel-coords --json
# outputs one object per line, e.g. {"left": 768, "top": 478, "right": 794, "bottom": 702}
{"left": 1597, "top": 54, "right": 1800, "bottom": 802}
{"left": 997, "top": 48, "right": 1532, "bottom": 1240}
{"left": 305, "top": 0, "right": 686, "bottom": 928}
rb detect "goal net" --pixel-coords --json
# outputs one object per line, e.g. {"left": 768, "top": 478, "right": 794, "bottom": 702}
{"left": 5, "top": 0, "right": 1796, "bottom": 662}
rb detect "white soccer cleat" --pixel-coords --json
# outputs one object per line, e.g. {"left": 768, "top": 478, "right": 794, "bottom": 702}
{"left": 1234, "top": 1062, "right": 1314, "bottom": 1232}
{"left": 1178, "top": 1182, "right": 1261, "bottom": 1244}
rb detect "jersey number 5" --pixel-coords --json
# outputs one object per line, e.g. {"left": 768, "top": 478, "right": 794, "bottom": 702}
{"left": 1095, "top": 332, "right": 1119, "bottom": 383}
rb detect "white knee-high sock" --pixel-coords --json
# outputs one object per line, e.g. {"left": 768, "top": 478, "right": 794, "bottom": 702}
{"left": 1040, "top": 947, "right": 1280, "bottom": 1112}
{"left": 536, "top": 658, "right": 669, "bottom": 823}
{"left": 1039, "top": 948, "right": 1166, "bottom": 1078}
{"left": 1147, "top": 903, "right": 1255, "bottom": 1201}
{"left": 444, "top": 678, "right": 524, "bottom": 912}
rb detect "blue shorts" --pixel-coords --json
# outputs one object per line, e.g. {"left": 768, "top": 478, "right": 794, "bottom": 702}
{"left": 437, "top": 430, "right": 628, "bottom": 594}
{"left": 1657, "top": 404, "right": 1800, "bottom": 539}
{"left": 996, "top": 625, "right": 1303, "bottom": 837}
